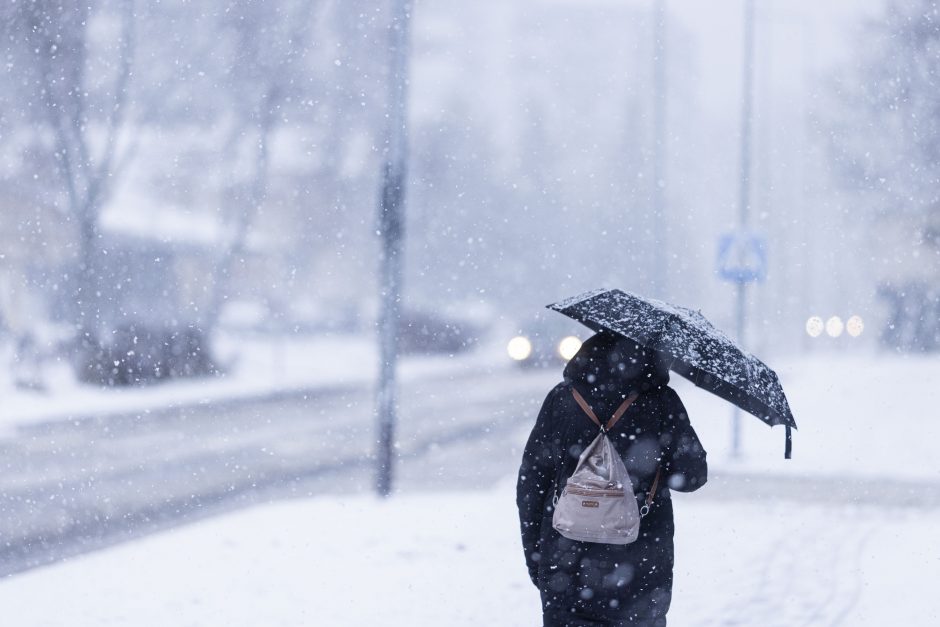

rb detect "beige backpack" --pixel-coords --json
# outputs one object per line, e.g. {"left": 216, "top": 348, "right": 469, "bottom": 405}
{"left": 552, "top": 388, "right": 662, "bottom": 545}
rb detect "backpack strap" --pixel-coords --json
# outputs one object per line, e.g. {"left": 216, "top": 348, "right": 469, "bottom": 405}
{"left": 639, "top": 466, "right": 662, "bottom": 517}
{"left": 571, "top": 387, "right": 639, "bottom": 432}
{"left": 571, "top": 388, "right": 663, "bottom": 517}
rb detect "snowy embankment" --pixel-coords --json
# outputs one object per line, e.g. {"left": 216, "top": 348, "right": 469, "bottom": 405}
{"left": 1, "top": 480, "right": 936, "bottom": 626}
{"left": 0, "top": 332, "right": 505, "bottom": 432}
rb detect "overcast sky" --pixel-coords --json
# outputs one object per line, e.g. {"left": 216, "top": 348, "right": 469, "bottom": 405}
{"left": 660, "top": 0, "right": 883, "bottom": 114}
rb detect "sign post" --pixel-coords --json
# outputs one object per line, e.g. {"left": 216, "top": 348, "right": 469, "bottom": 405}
{"left": 716, "top": 230, "right": 767, "bottom": 458}
{"left": 724, "top": 0, "right": 759, "bottom": 460}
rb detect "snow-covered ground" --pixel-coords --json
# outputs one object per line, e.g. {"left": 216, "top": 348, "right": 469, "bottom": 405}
{"left": 3, "top": 344, "right": 939, "bottom": 625}
{"left": 1, "top": 480, "right": 935, "bottom": 626}
{"left": 676, "top": 351, "right": 940, "bottom": 482}
{"left": 0, "top": 332, "right": 506, "bottom": 432}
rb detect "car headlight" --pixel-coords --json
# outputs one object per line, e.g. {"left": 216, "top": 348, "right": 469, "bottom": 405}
{"left": 846, "top": 315, "right": 864, "bottom": 337}
{"left": 557, "top": 336, "right": 582, "bottom": 360}
{"left": 507, "top": 336, "right": 533, "bottom": 360}
{"left": 805, "top": 316, "right": 824, "bottom": 338}
{"left": 825, "top": 316, "right": 844, "bottom": 338}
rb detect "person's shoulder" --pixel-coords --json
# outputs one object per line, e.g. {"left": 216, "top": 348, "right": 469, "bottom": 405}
{"left": 536, "top": 381, "right": 569, "bottom": 409}
{"left": 544, "top": 381, "right": 570, "bottom": 404}
{"left": 532, "top": 382, "right": 571, "bottom": 429}
{"left": 643, "top": 385, "right": 685, "bottom": 414}
{"left": 639, "top": 383, "right": 679, "bottom": 401}
{"left": 657, "top": 385, "right": 690, "bottom": 421}
{"left": 659, "top": 384, "right": 682, "bottom": 402}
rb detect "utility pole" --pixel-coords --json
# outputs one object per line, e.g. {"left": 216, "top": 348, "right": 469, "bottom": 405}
{"left": 375, "top": 0, "right": 412, "bottom": 497}
{"left": 651, "top": 0, "right": 668, "bottom": 298}
{"left": 732, "top": 0, "right": 756, "bottom": 459}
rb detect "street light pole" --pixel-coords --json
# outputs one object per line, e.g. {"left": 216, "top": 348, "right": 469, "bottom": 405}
{"left": 732, "top": 0, "right": 756, "bottom": 459}
{"left": 375, "top": 0, "right": 412, "bottom": 497}
{"left": 651, "top": 0, "right": 668, "bottom": 297}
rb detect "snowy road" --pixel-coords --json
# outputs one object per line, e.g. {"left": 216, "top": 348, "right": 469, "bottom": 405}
{"left": 2, "top": 365, "right": 939, "bottom": 582}
{"left": 0, "top": 367, "right": 555, "bottom": 575}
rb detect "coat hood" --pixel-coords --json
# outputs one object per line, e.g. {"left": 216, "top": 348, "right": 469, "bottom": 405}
{"left": 563, "top": 331, "right": 669, "bottom": 417}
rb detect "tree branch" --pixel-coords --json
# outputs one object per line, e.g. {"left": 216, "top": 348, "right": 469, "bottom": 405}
{"left": 87, "top": 0, "right": 137, "bottom": 214}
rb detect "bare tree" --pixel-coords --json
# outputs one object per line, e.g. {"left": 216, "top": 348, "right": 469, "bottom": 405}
{"left": 831, "top": 0, "right": 940, "bottom": 235}
{"left": 829, "top": 0, "right": 940, "bottom": 350}
{"left": 201, "top": 0, "right": 322, "bottom": 333}
{"left": 3, "top": 0, "right": 136, "bottom": 344}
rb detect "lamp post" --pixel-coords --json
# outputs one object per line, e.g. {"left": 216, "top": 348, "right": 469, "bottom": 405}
{"left": 375, "top": 0, "right": 413, "bottom": 497}
{"left": 651, "top": 0, "right": 668, "bottom": 297}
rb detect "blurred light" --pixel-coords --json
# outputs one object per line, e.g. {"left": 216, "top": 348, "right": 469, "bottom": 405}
{"left": 507, "top": 336, "right": 532, "bottom": 361}
{"left": 826, "top": 316, "right": 844, "bottom": 338}
{"left": 557, "top": 336, "right": 582, "bottom": 360}
{"left": 805, "top": 316, "right": 824, "bottom": 338}
{"left": 847, "top": 315, "right": 864, "bottom": 337}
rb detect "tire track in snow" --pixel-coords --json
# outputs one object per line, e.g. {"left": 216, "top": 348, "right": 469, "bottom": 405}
{"left": 702, "top": 506, "right": 878, "bottom": 626}
{"left": 816, "top": 519, "right": 875, "bottom": 627}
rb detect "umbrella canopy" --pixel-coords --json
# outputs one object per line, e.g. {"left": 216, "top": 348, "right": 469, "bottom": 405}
{"left": 548, "top": 288, "right": 795, "bottom": 458}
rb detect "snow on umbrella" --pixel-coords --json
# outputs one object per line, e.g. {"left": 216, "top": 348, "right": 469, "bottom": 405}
{"left": 548, "top": 288, "right": 796, "bottom": 458}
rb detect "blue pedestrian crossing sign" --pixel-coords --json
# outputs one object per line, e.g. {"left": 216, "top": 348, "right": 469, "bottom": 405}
{"left": 717, "top": 231, "right": 767, "bottom": 283}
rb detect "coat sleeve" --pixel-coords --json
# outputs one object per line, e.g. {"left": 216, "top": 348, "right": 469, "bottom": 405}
{"left": 516, "top": 385, "right": 561, "bottom": 587}
{"left": 659, "top": 387, "right": 707, "bottom": 492}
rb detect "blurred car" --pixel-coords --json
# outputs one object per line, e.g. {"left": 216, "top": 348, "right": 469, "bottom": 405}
{"left": 506, "top": 312, "right": 586, "bottom": 368}
{"left": 399, "top": 309, "right": 480, "bottom": 355}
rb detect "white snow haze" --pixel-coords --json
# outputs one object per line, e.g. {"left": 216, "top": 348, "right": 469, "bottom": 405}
{"left": 1, "top": 0, "right": 937, "bottom": 625}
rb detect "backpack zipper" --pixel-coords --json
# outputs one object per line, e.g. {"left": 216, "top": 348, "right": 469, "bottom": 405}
{"left": 563, "top": 487, "right": 625, "bottom": 498}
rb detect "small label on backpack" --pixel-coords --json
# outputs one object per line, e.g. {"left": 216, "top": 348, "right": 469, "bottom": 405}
{"left": 581, "top": 500, "right": 599, "bottom": 508}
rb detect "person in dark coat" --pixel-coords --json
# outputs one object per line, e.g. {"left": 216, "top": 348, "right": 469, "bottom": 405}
{"left": 517, "top": 331, "right": 708, "bottom": 626}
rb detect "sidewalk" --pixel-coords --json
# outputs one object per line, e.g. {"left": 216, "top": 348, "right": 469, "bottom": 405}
{"left": 1, "top": 481, "right": 935, "bottom": 626}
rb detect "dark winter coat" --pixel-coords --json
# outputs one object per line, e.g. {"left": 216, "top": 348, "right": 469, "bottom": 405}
{"left": 517, "top": 332, "right": 708, "bottom": 626}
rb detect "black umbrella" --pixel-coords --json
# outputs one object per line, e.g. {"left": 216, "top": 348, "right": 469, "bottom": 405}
{"left": 548, "top": 288, "right": 796, "bottom": 458}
